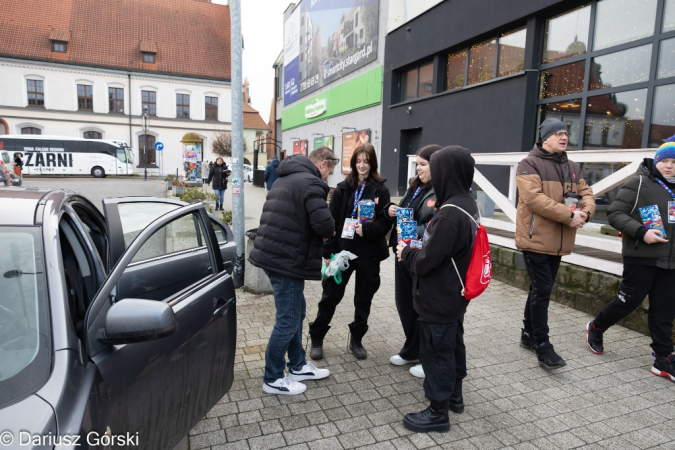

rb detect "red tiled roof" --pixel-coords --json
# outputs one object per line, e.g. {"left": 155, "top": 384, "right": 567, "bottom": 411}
{"left": 244, "top": 103, "right": 270, "bottom": 131}
{"left": 0, "top": 0, "right": 231, "bottom": 81}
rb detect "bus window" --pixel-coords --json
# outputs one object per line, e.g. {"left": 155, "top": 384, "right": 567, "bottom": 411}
{"left": 116, "top": 149, "right": 128, "bottom": 164}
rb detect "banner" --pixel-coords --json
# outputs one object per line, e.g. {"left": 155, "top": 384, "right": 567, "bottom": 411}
{"left": 283, "top": 0, "right": 380, "bottom": 105}
{"left": 293, "top": 140, "right": 308, "bottom": 156}
{"left": 341, "top": 129, "right": 370, "bottom": 174}
{"left": 313, "top": 136, "right": 334, "bottom": 150}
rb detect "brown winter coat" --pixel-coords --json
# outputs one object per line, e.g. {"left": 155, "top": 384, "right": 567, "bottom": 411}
{"left": 515, "top": 144, "right": 596, "bottom": 256}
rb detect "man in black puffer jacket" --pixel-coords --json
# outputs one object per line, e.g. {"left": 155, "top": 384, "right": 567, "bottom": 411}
{"left": 249, "top": 147, "right": 337, "bottom": 396}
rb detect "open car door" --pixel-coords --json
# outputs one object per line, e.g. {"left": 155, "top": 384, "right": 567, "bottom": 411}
{"left": 84, "top": 202, "right": 236, "bottom": 450}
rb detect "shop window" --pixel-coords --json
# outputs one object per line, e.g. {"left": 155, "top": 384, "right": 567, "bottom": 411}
{"left": 589, "top": 44, "right": 651, "bottom": 90}
{"left": 109, "top": 87, "right": 124, "bottom": 114}
{"left": 77, "top": 84, "right": 93, "bottom": 111}
{"left": 498, "top": 28, "right": 526, "bottom": 77}
{"left": 648, "top": 83, "right": 675, "bottom": 147}
{"left": 27, "top": 80, "right": 44, "bottom": 108}
{"left": 664, "top": 0, "right": 675, "bottom": 32}
{"left": 657, "top": 38, "right": 675, "bottom": 79}
{"left": 542, "top": 4, "right": 591, "bottom": 64}
{"left": 446, "top": 49, "right": 467, "bottom": 90}
{"left": 467, "top": 38, "right": 496, "bottom": 85}
{"left": 142, "top": 90, "right": 157, "bottom": 116}
{"left": 593, "top": 0, "right": 657, "bottom": 51}
{"left": 540, "top": 61, "right": 586, "bottom": 99}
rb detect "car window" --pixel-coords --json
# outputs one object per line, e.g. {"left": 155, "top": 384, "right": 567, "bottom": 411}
{"left": 1, "top": 152, "right": 10, "bottom": 165}
{"left": 210, "top": 218, "right": 228, "bottom": 244}
{"left": 0, "top": 227, "right": 51, "bottom": 408}
{"left": 131, "top": 214, "right": 205, "bottom": 263}
{"left": 117, "top": 202, "right": 181, "bottom": 250}
{"left": 116, "top": 149, "right": 128, "bottom": 164}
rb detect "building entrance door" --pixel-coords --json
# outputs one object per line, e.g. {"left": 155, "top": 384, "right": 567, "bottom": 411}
{"left": 398, "top": 128, "right": 422, "bottom": 195}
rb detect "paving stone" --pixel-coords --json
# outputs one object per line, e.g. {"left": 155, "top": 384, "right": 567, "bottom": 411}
{"left": 189, "top": 429, "right": 227, "bottom": 449}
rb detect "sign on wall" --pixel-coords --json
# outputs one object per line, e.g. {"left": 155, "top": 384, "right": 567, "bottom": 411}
{"left": 283, "top": 0, "right": 380, "bottom": 105}
{"left": 293, "top": 140, "right": 308, "bottom": 156}
{"left": 341, "top": 129, "right": 370, "bottom": 174}
{"left": 313, "top": 136, "right": 334, "bottom": 150}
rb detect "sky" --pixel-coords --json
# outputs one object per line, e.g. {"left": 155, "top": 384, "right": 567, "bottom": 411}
{"left": 212, "top": 0, "right": 289, "bottom": 121}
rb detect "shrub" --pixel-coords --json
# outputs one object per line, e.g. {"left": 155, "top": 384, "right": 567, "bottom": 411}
{"left": 221, "top": 210, "right": 232, "bottom": 225}
{"left": 179, "top": 187, "right": 217, "bottom": 204}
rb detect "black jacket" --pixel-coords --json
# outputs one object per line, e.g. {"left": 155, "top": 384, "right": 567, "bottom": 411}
{"left": 385, "top": 183, "right": 436, "bottom": 249}
{"left": 249, "top": 155, "right": 335, "bottom": 280}
{"left": 207, "top": 163, "right": 231, "bottom": 190}
{"left": 323, "top": 178, "right": 392, "bottom": 261}
{"left": 607, "top": 158, "right": 675, "bottom": 269}
{"left": 401, "top": 146, "right": 478, "bottom": 323}
{"left": 14, "top": 156, "right": 23, "bottom": 169}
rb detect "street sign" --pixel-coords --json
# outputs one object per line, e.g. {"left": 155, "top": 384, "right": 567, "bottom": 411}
{"left": 154, "top": 142, "right": 164, "bottom": 151}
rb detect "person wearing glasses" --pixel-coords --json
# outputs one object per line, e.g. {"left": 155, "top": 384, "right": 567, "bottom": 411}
{"left": 249, "top": 147, "right": 338, "bottom": 395}
{"left": 309, "top": 143, "right": 391, "bottom": 360}
{"left": 515, "top": 118, "right": 595, "bottom": 370}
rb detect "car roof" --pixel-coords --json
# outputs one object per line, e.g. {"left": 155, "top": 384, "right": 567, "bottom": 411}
{"left": 0, "top": 187, "right": 60, "bottom": 226}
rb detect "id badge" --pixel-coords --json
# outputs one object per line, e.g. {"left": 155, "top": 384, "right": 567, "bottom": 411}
{"left": 669, "top": 201, "right": 675, "bottom": 224}
{"left": 341, "top": 218, "right": 358, "bottom": 239}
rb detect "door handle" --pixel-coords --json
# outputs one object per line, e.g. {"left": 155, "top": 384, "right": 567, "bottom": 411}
{"left": 213, "top": 297, "right": 235, "bottom": 317}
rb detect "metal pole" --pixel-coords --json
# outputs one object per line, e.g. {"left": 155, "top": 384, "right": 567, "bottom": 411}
{"left": 231, "top": 0, "right": 245, "bottom": 288}
{"left": 143, "top": 105, "right": 148, "bottom": 181}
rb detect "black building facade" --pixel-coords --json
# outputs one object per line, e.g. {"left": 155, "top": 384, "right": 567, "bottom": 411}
{"left": 381, "top": 0, "right": 675, "bottom": 195}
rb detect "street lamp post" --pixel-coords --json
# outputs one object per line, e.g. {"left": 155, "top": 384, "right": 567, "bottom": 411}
{"left": 142, "top": 105, "right": 149, "bottom": 181}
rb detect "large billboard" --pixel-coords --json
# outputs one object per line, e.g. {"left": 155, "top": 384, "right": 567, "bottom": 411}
{"left": 283, "top": 0, "right": 380, "bottom": 106}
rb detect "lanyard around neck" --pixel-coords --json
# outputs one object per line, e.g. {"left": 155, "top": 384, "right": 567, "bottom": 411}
{"left": 655, "top": 178, "right": 675, "bottom": 199}
{"left": 351, "top": 181, "right": 366, "bottom": 218}
{"left": 405, "top": 187, "right": 423, "bottom": 208}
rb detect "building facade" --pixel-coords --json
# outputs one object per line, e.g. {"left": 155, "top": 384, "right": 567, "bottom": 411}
{"left": 0, "top": 0, "right": 233, "bottom": 178}
{"left": 381, "top": 0, "right": 675, "bottom": 195}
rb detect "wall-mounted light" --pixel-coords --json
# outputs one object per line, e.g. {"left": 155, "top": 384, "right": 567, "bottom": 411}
{"left": 290, "top": 137, "right": 301, "bottom": 141}
{"left": 311, "top": 133, "right": 324, "bottom": 137}
{"left": 341, "top": 127, "right": 356, "bottom": 133}
{"left": 407, "top": 106, "right": 412, "bottom": 114}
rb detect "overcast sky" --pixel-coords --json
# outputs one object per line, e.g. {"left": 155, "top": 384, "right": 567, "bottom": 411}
{"left": 212, "top": 0, "right": 289, "bottom": 121}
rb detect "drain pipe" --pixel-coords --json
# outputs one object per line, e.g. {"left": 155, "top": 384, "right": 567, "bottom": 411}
{"left": 128, "top": 73, "right": 133, "bottom": 155}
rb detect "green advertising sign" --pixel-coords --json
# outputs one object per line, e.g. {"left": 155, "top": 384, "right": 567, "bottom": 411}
{"left": 282, "top": 66, "right": 382, "bottom": 131}
{"left": 313, "top": 136, "right": 334, "bottom": 150}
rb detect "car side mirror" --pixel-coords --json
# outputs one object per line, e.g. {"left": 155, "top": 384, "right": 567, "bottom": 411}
{"left": 103, "top": 299, "right": 177, "bottom": 345}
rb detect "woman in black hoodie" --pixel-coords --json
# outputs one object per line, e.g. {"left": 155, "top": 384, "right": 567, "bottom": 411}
{"left": 206, "top": 157, "right": 231, "bottom": 210}
{"left": 397, "top": 145, "right": 478, "bottom": 433}
{"left": 309, "top": 144, "right": 391, "bottom": 360}
{"left": 385, "top": 144, "right": 441, "bottom": 377}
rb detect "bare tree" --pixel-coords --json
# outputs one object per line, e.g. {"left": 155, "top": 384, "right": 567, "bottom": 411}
{"left": 212, "top": 132, "right": 247, "bottom": 157}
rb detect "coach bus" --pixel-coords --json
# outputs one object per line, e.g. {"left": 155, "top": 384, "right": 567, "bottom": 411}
{"left": 0, "top": 135, "right": 134, "bottom": 178}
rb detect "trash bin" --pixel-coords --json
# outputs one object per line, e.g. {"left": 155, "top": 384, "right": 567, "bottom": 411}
{"left": 244, "top": 228, "right": 273, "bottom": 294}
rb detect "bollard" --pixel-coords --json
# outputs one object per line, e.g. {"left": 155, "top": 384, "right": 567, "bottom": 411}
{"left": 243, "top": 228, "right": 273, "bottom": 294}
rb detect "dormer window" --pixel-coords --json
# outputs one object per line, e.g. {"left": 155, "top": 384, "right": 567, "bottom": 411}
{"left": 52, "top": 41, "right": 67, "bottom": 53}
{"left": 142, "top": 52, "right": 156, "bottom": 64}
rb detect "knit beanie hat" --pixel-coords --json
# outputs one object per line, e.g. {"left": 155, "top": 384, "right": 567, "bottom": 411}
{"left": 654, "top": 141, "right": 675, "bottom": 164}
{"left": 539, "top": 118, "right": 567, "bottom": 143}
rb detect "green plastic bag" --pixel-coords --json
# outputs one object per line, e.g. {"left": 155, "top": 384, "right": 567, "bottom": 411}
{"left": 321, "top": 254, "right": 342, "bottom": 284}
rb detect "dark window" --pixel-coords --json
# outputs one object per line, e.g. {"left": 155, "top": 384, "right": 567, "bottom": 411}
{"left": 138, "top": 134, "right": 156, "bottom": 167}
{"left": 400, "top": 62, "right": 434, "bottom": 102}
{"left": 205, "top": 96, "right": 218, "bottom": 120}
{"left": 142, "top": 90, "right": 157, "bottom": 116}
{"left": 468, "top": 38, "right": 497, "bottom": 85}
{"left": 142, "top": 52, "right": 156, "bottom": 64}
{"left": 109, "top": 87, "right": 124, "bottom": 114}
{"left": 84, "top": 131, "right": 102, "bottom": 139}
{"left": 77, "top": 84, "right": 93, "bottom": 111}
{"left": 51, "top": 41, "right": 67, "bottom": 53}
{"left": 21, "top": 127, "right": 42, "bottom": 135}
{"left": 27, "top": 79, "right": 44, "bottom": 108}
{"left": 176, "top": 94, "right": 190, "bottom": 118}
{"left": 446, "top": 49, "right": 467, "bottom": 90}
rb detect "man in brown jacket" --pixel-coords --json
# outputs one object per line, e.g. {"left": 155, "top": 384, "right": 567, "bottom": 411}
{"left": 516, "top": 118, "right": 596, "bottom": 370}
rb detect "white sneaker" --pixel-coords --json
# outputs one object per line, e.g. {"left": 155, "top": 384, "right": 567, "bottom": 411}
{"left": 390, "top": 354, "right": 418, "bottom": 366}
{"left": 263, "top": 374, "right": 307, "bottom": 395}
{"left": 410, "top": 364, "right": 425, "bottom": 378}
{"left": 288, "top": 361, "right": 330, "bottom": 381}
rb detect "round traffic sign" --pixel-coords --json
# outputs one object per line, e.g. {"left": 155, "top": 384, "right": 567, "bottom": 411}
{"left": 154, "top": 142, "right": 164, "bottom": 151}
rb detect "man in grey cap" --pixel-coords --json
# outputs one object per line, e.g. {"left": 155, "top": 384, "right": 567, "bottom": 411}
{"left": 514, "top": 119, "right": 596, "bottom": 370}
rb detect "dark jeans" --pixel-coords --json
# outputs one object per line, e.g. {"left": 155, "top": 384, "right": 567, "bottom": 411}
{"left": 522, "top": 251, "right": 562, "bottom": 344}
{"left": 594, "top": 264, "right": 675, "bottom": 357}
{"left": 420, "top": 318, "right": 466, "bottom": 403}
{"left": 310, "top": 257, "right": 380, "bottom": 341}
{"left": 263, "top": 270, "right": 307, "bottom": 383}
{"left": 394, "top": 258, "right": 420, "bottom": 360}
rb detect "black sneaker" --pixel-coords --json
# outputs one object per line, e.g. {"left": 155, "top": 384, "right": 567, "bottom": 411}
{"left": 349, "top": 339, "right": 367, "bottom": 360}
{"left": 536, "top": 341, "right": 566, "bottom": 370}
{"left": 586, "top": 320, "right": 604, "bottom": 355}
{"left": 651, "top": 355, "right": 675, "bottom": 382}
{"left": 520, "top": 329, "right": 536, "bottom": 352}
{"left": 309, "top": 338, "right": 324, "bottom": 360}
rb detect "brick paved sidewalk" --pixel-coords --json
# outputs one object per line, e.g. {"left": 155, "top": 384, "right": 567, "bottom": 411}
{"left": 183, "top": 184, "right": 675, "bottom": 450}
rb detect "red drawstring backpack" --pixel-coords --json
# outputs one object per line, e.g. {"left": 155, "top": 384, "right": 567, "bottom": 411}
{"left": 440, "top": 204, "right": 492, "bottom": 300}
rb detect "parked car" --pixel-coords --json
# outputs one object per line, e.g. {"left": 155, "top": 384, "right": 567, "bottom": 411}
{"left": 0, "top": 188, "right": 236, "bottom": 449}
{"left": 243, "top": 164, "right": 253, "bottom": 182}
{"left": 0, "top": 150, "right": 21, "bottom": 186}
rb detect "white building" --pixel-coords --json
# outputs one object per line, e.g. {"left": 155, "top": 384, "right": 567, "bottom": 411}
{"left": 0, "top": 0, "right": 233, "bottom": 178}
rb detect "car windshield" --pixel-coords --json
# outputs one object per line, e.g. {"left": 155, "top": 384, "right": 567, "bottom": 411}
{"left": 0, "top": 227, "right": 51, "bottom": 408}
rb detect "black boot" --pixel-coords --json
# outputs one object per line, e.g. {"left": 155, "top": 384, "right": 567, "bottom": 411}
{"left": 308, "top": 322, "right": 329, "bottom": 360}
{"left": 348, "top": 323, "right": 368, "bottom": 360}
{"left": 215, "top": 201, "right": 220, "bottom": 211}
{"left": 310, "top": 337, "right": 324, "bottom": 360}
{"left": 449, "top": 379, "right": 464, "bottom": 414}
{"left": 403, "top": 401, "right": 450, "bottom": 433}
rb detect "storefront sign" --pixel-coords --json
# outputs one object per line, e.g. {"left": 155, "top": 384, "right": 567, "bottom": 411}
{"left": 305, "top": 98, "right": 327, "bottom": 118}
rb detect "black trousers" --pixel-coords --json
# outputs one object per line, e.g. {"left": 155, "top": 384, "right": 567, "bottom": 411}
{"left": 420, "top": 318, "right": 466, "bottom": 403}
{"left": 394, "top": 258, "right": 420, "bottom": 360}
{"left": 522, "top": 251, "right": 562, "bottom": 344}
{"left": 309, "top": 256, "right": 381, "bottom": 341}
{"left": 594, "top": 264, "right": 675, "bottom": 357}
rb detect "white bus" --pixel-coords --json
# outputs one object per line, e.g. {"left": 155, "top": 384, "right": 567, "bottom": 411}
{"left": 0, "top": 135, "right": 134, "bottom": 178}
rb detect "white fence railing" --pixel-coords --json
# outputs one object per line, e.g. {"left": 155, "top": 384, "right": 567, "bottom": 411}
{"left": 408, "top": 149, "right": 656, "bottom": 275}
